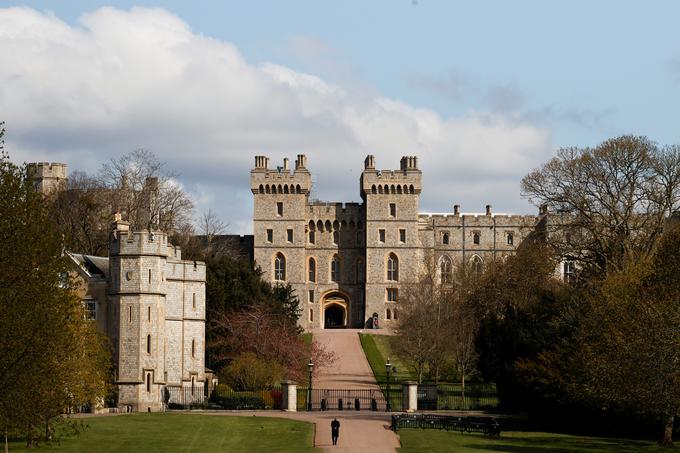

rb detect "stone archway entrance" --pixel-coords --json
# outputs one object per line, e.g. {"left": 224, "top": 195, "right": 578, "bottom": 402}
{"left": 322, "top": 292, "right": 350, "bottom": 329}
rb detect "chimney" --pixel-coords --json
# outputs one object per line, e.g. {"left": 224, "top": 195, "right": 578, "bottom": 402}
{"left": 295, "top": 154, "right": 307, "bottom": 170}
{"left": 254, "top": 156, "right": 270, "bottom": 170}
{"left": 364, "top": 155, "right": 375, "bottom": 170}
{"left": 283, "top": 158, "right": 289, "bottom": 171}
{"left": 453, "top": 205, "right": 460, "bottom": 216}
{"left": 486, "top": 205, "right": 492, "bottom": 216}
{"left": 111, "top": 212, "right": 130, "bottom": 237}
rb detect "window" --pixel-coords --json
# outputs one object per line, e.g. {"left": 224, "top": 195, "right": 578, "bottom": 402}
{"left": 266, "top": 229, "right": 273, "bottom": 243}
{"left": 147, "top": 335, "right": 151, "bottom": 354}
{"left": 471, "top": 255, "right": 484, "bottom": 274}
{"left": 129, "top": 306, "right": 132, "bottom": 323}
{"left": 356, "top": 259, "right": 365, "bottom": 283}
{"left": 387, "top": 288, "right": 398, "bottom": 302}
{"left": 507, "top": 232, "right": 514, "bottom": 246}
{"left": 473, "top": 232, "right": 480, "bottom": 245}
{"left": 442, "top": 232, "right": 449, "bottom": 245}
{"left": 287, "top": 229, "right": 293, "bottom": 242}
{"left": 379, "top": 229, "right": 386, "bottom": 243}
{"left": 393, "top": 309, "right": 398, "bottom": 320}
{"left": 389, "top": 203, "right": 396, "bottom": 217}
{"left": 333, "top": 231, "right": 339, "bottom": 244}
{"left": 192, "top": 293, "right": 196, "bottom": 310}
{"left": 274, "top": 253, "right": 286, "bottom": 281}
{"left": 191, "top": 339, "right": 195, "bottom": 358}
{"left": 276, "top": 202, "right": 283, "bottom": 216}
{"left": 309, "top": 231, "right": 315, "bottom": 244}
{"left": 564, "top": 261, "right": 576, "bottom": 284}
{"left": 308, "top": 290, "right": 314, "bottom": 303}
{"left": 147, "top": 306, "right": 151, "bottom": 322}
{"left": 191, "top": 376, "right": 195, "bottom": 396}
{"left": 83, "top": 300, "right": 96, "bottom": 320}
{"left": 331, "top": 255, "right": 340, "bottom": 282}
{"left": 309, "top": 309, "right": 314, "bottom": 322}
{"left": 146, "top": 373, "right": 151, "bottom": 393}
{"left": 387, "top": 254, "right": 399, "bottom": 281}
{"left": 440, "top": 256, "right": 453, "bottom": 284}
{"left": 386, "top": 309, "right": 392, "bottom": 320}
{"left": 399, "top": 229, "right": 406, "bottom": 243}
{"left": 148, "top": 269, "right": 152, "bottom": 283}
{"left": 308, "top": 258, "right": 316, "bottom": 282}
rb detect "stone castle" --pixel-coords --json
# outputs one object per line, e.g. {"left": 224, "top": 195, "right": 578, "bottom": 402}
{"left": 30, "top": 162, "right": 207, "bottom": 412}
{"left": 251, "top": 154, "right": 555, "bottom": 330}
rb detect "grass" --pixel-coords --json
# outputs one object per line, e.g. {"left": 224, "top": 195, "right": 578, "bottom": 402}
{"left": 7, "top": 413, "right": 319, "bottom": 452}
{"left": 359, "top": 332, "right": 417, "bottom": 383}
{"left": 397, "top": 429, "right": 676, "bottom": 452}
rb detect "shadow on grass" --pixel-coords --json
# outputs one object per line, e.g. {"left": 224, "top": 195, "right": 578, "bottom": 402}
{"left": 462, "top": 434, "right": 661, "bottom": 453}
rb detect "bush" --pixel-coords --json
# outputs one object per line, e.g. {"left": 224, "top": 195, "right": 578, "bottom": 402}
{"left": 216, "top": 395, "right": 266, "bottom": 410}
{"left": 219, "top": 353, "right": 285, "bottom": 391}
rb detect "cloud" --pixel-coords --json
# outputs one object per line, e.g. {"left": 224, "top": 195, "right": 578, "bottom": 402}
{"left": 0, "top": 6, "right": 553, "bottom": 234}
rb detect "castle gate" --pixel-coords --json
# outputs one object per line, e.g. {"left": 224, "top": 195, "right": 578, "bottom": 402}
{"left": 322, "top": 292, "right": 350, "bottom": 329}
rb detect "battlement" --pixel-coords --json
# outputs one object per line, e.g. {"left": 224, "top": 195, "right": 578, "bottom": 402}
{"left": 419, "top": 212, "right": 539, "bottom": 226}
{"left": 166, "top": 258, "right": 206, "bottom": 282}
{"left": 360, "top": 155, "right": 421, "bottom": 194}
{"left": 27, "top": 162, "right": 68, "bottom": 179}
{"left": 308, "top": 201, "right": 363, "bottom": 221}
{"left": 251, "top": 155, "right": 312, "bottom": 194}
{"left": 109, "top": 229, "right": 170, "bottom": 257}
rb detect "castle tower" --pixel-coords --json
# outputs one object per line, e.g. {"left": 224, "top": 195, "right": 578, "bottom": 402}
{"left": 251, "top": 155, "right": 311, "bottom": 295}
{"left": 27, "top": 162, "right": 68, "bottom": 195}
{"left": 360, "top": 156, "right": 422, "bottom": 326}
{"left": 109, "top": 218, "right": 168, "bottom": 412}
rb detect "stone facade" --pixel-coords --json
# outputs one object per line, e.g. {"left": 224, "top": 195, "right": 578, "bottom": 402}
{"left": 251, "top": 154, "right": 551, "bottom": 330}
{"left": 69, "top": 218, "right": 206, "bottom": 412}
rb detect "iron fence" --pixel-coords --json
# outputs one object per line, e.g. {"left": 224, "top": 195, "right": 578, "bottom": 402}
{"left": 431, "top": 383, "right": 498, "bottom": 410}
{"left": 391, "top": 413, "right": 501, "bottom": 436}
{"left": 165, "top": 385, "right": 282, "bottom": 410}
{"left": 296, "top": 387, "right": 400, "bottom": 411}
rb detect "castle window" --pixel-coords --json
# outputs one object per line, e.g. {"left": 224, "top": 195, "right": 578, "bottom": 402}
{"left": 356, "top": 258, "right": 365, "bottom": 283}
{"left": 393, "top": 309, "right": 398, "bottom": 320}
{"left": 379, "top": 229, "right": 385, "bottom": 243}
{"left": 309, "top": 308, "right": 314, "bottom": 322}
{"left": 148, "top": 306, "right": 151, "bottom": 322}
{"left": 371, "top": 185, "right": 377, "bottom": 194}
{"left": 308, "top": 290, "right": 314, "bottom": 303}
{"left": 389, "top": 203, "right": 396, "bottom": 217}
{"left": 146, "top": 373, "right": 151, "bottom": 393}
{"left": 148, "top": 269, "right": 152, "bottom": 284}
{"left": 82, "top": 300, "right": 97, "bottom": 321}
{"left": 387, "top": 254, "right": 399, "bottom": 281}
{"left": 473, "top": 232, "right": 480, "bottom": 245}
{"left": 266, "top": 229, "right": 273, "bottom": 243}
{"left": 333, "top": 231, "right": 339, "bottom": 244}
{"left": 440, "top": 255, "right": 453, "bottom": 284}
{"left": 191, "top": 339, "right": 195, "bottom": 358}
{"left": 259, "top": 184, "right": 264, "bottom": 193}
{"left": 386, "top": 309, "right": 392, "bottom": 320}
{"left": 274, "top": 253, "right": 286, "bottom": 281}
{"left": 308, "top": 258, "right": 316, "bottom": 282}
{"left": 147, "top": 335, "right": 151, "bottom": 354}
{"left": 129, "top": 306, "right": 132, "bottom": 323}
{"left": 309, "top": 231, "right": 315, "bottom": 244}
{"left": 276, "top": 202, "right": 283, "bottom": 216}
{"left": 471, "top": 255, "right": 484, "bottom": 275}
{"left": 507, "top": 232, "right": 514, "bottom": 246}
{"left": 192, "top": 293, "right": 196, "bottom": 310}
{"left": 191, "top": 376, "right": 195, "bottom": 396}
{"left": 442, "top": 232, "right": 449, "bottom": 245}
{"left": 287, "top": 229, "right": 293, "bottom": 243}
{"left": 331, "top": 255, "right": 340, "bottom": 282}
{"left": 563, "top": 260, "right": 576, "bottom": 284}
{"left": 399, "top": 229, "right": 406, "bottom": 243}
{"left": 387, "top": 288, "right": 398, "bottom": 302}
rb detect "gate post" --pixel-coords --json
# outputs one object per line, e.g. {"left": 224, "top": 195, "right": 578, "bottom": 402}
{"left": 281, "top": 380, "right": 297, "bottom": 412}
{"left": 403, "top": 381, "right": 418, "bottom": 412}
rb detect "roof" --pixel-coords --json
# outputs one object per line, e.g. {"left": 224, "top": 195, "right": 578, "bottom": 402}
{"left": 69, "top": 253, "right": 109, "bottom": 279}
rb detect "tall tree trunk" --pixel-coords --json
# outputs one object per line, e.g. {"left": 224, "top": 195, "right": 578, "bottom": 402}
{"left": 660, "top": 415, "right": 674, "bottom": 446}
{"left": 461, "top": 372, "right": 466, "bottom": 402}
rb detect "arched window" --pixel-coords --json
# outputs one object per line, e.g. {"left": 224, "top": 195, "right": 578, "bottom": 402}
{"left": 393, "top": 309, "right": 398, "bottom": 320}
{"left": 387, "top": 254, "right": 399, "bottom": 281}
{"left": 147, "top": 335, "right": 151, "bottom": 354}
{"left": 471, "top": 255, "right": 484, "bottom": 275}
{"left": 356, "top": 258, "right": 365, "bottom": 283}
{"left": 397, "top": 185, "right": 402, "bottom": 194}
{"left": 440, "top": 255, "right": 453, "bottom": 284}
{"left": 371, "top": 185, "right": 377, "bottom": 194}
{"left": 473, "top": 232, "right": 480, "bottom": 245}
{"left": 274, "top": 253, "right": 286, "bottom": 281}
{"left": 331, "top": 255, "right": 340, "bottom": 282}
{"left": 308, "top": 257, "right": 316, "bottom": 282}
{"left": 259, "top": 184, "right": 264, "bottom": 193}
{"left": 191, "top": 339, "right": 195, "bottom": 358}
{"left": 265, "top": 185, "right": 271, "bottom": 194}
{"left": 333, "top": 231, "right": 339, "bottom": 244}
{"left": 442, "top": 232, "right": 449, "bottom": 245}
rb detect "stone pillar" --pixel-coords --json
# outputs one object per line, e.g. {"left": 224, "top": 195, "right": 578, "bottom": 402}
{"left": 281, "top": 380, "right": 297, "bottom": 412}
{"left": 403, "top": 381, "right": 418, "bottom": 413}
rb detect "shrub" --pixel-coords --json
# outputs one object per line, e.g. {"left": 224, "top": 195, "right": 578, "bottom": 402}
{"left": 219, "top": 353, "right": 285, "bottom": 391}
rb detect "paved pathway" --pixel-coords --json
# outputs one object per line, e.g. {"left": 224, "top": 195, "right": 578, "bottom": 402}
{"left": 310, "top": 329, "right": 400, "bottom": 452}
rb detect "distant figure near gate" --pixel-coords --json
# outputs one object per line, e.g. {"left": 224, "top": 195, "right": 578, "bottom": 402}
{"left": 331, "top": 418, "right": 340, "bottom": 445}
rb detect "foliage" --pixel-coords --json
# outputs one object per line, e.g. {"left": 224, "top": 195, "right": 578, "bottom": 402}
{"left": 521, "top": 135, "right": 680, "bottom": 278}
{"left": 0, "top": 149, "right": 110, "bottom": 447}
{"left": 359, "top": 333, "right": 418, "bottom": 383}
{"left": 212, "top": 394, "right": 267, "bottom": 410}
{"left": 219, "top": 352, "right": 285, "bottom": 391}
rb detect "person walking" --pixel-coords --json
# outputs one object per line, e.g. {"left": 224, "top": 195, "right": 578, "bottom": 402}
{"left": 331, "top": 418, "right": 340, "bottom": 446}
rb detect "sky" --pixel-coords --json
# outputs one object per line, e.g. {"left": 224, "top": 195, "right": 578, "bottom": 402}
{"left": 1, "top": 1, "right": 679, "bottom": 233}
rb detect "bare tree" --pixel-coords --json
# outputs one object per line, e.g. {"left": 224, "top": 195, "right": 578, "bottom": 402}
{"left": 521, "top": 136, "right": 680, "bottom": 277}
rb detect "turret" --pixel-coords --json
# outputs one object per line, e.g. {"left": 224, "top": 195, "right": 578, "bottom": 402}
{"left": 27, "top": 162, "right": 68, "bottom": 195}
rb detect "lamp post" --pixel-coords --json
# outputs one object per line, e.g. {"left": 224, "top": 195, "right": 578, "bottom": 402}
{"left": 385, "top": 358, "right": 392, "bottom": 412}
{"left": 307, "top": 359, "right": 314, "bottom": 411}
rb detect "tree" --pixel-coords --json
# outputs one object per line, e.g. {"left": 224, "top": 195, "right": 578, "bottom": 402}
{"left": 0, "top": 148, "right": 109, "bottom": 447}
{"left": 521, "top": 136, "right": 680, "bottom": 278}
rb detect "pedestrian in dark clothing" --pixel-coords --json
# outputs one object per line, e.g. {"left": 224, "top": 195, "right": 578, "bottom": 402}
{"left": 331, "top": 418, "right": 340, "bottom": 445}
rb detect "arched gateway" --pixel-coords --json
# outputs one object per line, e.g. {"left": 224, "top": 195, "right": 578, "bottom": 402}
{"left": 322, "top": 291, "right": 350, "bottom": 329}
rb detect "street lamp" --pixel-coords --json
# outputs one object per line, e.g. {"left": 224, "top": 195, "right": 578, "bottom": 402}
{"left": 385, "top": 358, "right": 392, "bottom": 412}
{"left": 307, "top": 358, "right": 314, "bottom": 411}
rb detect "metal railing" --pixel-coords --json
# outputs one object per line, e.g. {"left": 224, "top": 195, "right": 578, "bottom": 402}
{"left": 391, "top": 413, "right": 501, "bottom": 436}
{"left": 165, "top": 385, "right": 282, "bottom": 410}
{"left": 296, "top": 388, "right": 400, "bottom": 412}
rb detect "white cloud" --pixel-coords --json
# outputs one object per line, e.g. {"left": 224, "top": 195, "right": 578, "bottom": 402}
{"left": 0, "top": 6, "right": 553, "bottom": 234}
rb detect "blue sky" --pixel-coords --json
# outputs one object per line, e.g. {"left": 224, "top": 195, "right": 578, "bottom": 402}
{"left": 1, "top": 1, "right": 679, "bottom": 232}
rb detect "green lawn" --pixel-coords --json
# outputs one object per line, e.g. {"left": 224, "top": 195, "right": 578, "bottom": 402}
{"left": 7, "top": 413, "right": 319, "bottom": 452}
{"left": 359, "top": 332, "right": 417, "bottom": 383}
{"left": 397, "top": 429, "right": 675, "bottom": 452}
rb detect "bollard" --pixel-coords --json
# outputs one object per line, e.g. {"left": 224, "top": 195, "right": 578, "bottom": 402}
{"left": 371, "top": 399, "right": 378, "bottom": 411}
{"left": 338, "top": 398, "right": 343, "bottom": 410}
{"left": 321, "top": 399, "right": 327, "bottom": 411}
{"left": 355, "top": 398, "right": 360, "bottom": 411}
